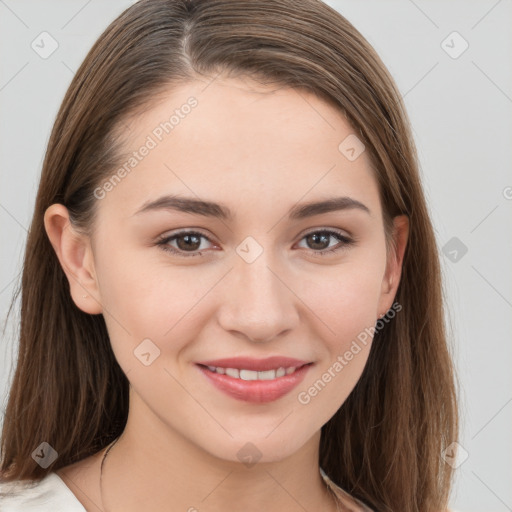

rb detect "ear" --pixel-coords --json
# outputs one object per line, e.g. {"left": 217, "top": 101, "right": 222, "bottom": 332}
{"left": 377, "top": 215, "right": 409, "bottom": 318}
{"left": 43, "top": 204, "right": 103, "bottom": 315}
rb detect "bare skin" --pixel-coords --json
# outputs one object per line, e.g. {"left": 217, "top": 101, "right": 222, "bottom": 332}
{"left": 47, "top": 75, "right": 408, "bottom": 512}
{"left": 56, "top": 432, "right": 356, "bottom": 511}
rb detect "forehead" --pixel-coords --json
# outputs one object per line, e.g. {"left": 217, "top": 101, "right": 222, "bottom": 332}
{"left": 97, "top": 76, "right": 381, "bottom": 222}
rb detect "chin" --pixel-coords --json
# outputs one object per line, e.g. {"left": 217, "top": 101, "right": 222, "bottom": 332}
{"left": 196, "top": 429, "right": 316, "bottom": 467}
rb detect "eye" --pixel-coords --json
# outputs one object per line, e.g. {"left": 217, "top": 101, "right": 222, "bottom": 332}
{"left": 156, "top": 230, "right": 216, "bottom": 258}
{"left": 156, "top": 228, "right": 355, "bottom": 259}
{"left": 296, "top": 229, "right": 355, "bottom": 257}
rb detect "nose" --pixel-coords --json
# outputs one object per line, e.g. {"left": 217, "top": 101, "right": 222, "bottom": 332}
{"left": 216, "top": 248, "right": 300, "bottom": 344}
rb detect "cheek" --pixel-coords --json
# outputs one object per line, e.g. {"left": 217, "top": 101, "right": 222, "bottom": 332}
{"left": 95, "top": 226, "right": 385, "bottom": 368}
{"left": 295, "top": 262, "right": 383, "bottom": 415}
{"left": 302, "top": 253, "right": 385, "bottom": 346}
{"left": 94, "top": 239, "right": 218, "bottom": 365}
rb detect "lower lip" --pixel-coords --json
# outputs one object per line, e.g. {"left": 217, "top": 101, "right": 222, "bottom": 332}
{"left": 196, "top": 364, "right": 312, "bottom": 403}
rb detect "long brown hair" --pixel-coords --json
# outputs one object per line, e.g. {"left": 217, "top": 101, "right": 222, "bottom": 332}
{"left": 0, "top": 1, "right": 459, "bottom": 510}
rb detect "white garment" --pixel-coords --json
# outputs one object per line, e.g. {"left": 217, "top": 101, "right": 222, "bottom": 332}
{"left": 0, "top": 472, "right": 86, "bottom": 511}
{"left": 0, "top": 469, "right": 460, "bottom": 511}
{"left": 320, "top": 467, "right": 374, "bottom": 511}
{"left": 1, "top": 469, "right": 371, "bottom": 512}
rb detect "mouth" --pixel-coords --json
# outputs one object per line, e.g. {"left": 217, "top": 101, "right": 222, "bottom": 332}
{"left": 195, "top": 357, "right": 314, "bottom": 403}
{"left": 199, "top": 364, "right": 308, "bottom": 380}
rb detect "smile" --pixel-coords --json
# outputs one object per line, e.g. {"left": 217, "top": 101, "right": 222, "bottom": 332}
{"left": 204, "top": 365, "right": 301, "bottom": 380}
{"left": 195, "top": 358, "right": 314, "bottom": 403}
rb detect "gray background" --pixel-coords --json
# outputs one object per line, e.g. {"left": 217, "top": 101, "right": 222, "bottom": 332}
{"left": 1, "top": 1, "right": 511, "bottom": 511}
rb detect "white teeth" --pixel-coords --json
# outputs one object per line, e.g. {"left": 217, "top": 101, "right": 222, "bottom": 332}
{"left": 239, "top": 369, "right": 258, "bottom": 381}
{"left": 206, "top": 365, "right": 299, "bottom": 380}
{"left": 276, "top": 367, "right": 286, "bottom": 378}
{"left": 258, "top": 369, "right": 278, "bottom": 380}
{"left": 225, "top": 368, "right": 240, "bottom": 378}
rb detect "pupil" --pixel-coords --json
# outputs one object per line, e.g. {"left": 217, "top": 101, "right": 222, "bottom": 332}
{"left": 308, "top": 233, "right": 329, "bottom": 250}
{"left": 178, "top": 234, "right": 200, "bottom": 251}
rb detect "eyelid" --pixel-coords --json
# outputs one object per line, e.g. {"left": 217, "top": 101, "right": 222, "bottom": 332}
{"left": 299, "top": 226, "right": 352, "bottom": 239}
{"left": 293, "top": 228, "right": 355, "bottom": 255}
{"left": 155, "top": 228, "right": 216, "bottom": 244}
{"left": 156, "top": 226, "right": 355, "bottom": 258}
{"left": 157, "top": 226, "right": 352, "bottom": 243}
{"left": 155, "top": 229, "right": 219, "bottom": 258}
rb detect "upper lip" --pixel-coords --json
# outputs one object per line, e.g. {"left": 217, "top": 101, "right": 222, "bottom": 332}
{"left": 196, "top": 356, "right": 312, "bottom": 372}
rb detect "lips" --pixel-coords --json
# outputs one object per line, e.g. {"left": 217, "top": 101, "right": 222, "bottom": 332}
{"left": 195, "top": 356, "right": 313, "bottom": 403}
{"left": 205, "top": 366, "right": 298, "bottom": 380}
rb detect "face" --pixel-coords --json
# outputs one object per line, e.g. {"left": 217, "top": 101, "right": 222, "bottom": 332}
{"left": 47, "top": 76, "right": 407, "bottom": 464}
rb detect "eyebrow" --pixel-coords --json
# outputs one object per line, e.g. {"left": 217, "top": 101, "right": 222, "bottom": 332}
{"left": 133, "top": 194, "right": 371, "bottom": 220}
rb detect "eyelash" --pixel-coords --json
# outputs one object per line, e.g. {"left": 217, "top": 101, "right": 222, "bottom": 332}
{"left": 155, "top": 229, "right": 355, "bottom": 258}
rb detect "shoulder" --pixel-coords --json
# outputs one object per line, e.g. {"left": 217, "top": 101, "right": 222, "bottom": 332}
{"left": 320, "top": 467, "right": 374, "bottom": 512}
{"left": 319, "top": 468, "right": 464, "bottom": 512}
{"left": 0, "top": 472, "right": 86, "bottom": 511}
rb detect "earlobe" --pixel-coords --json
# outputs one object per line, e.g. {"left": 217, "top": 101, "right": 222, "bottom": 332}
{"left": 378, "top": 215, "right": 409, "bottom": 315}
{"left": 43, "top": 204, "right": 103, "bottom": 314}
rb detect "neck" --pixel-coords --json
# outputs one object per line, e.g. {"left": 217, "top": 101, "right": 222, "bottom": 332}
{"left": 100, "top": 396, "right": 337, "bottom": 512}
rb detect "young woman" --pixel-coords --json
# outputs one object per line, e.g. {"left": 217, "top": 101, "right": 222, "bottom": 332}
{"left": 0, "top": 0, "right": 459, "bottom": 511}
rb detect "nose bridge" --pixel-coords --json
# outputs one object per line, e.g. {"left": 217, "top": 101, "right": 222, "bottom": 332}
{"left": 216, "top": 237, "right": 299, "bottom": 342}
